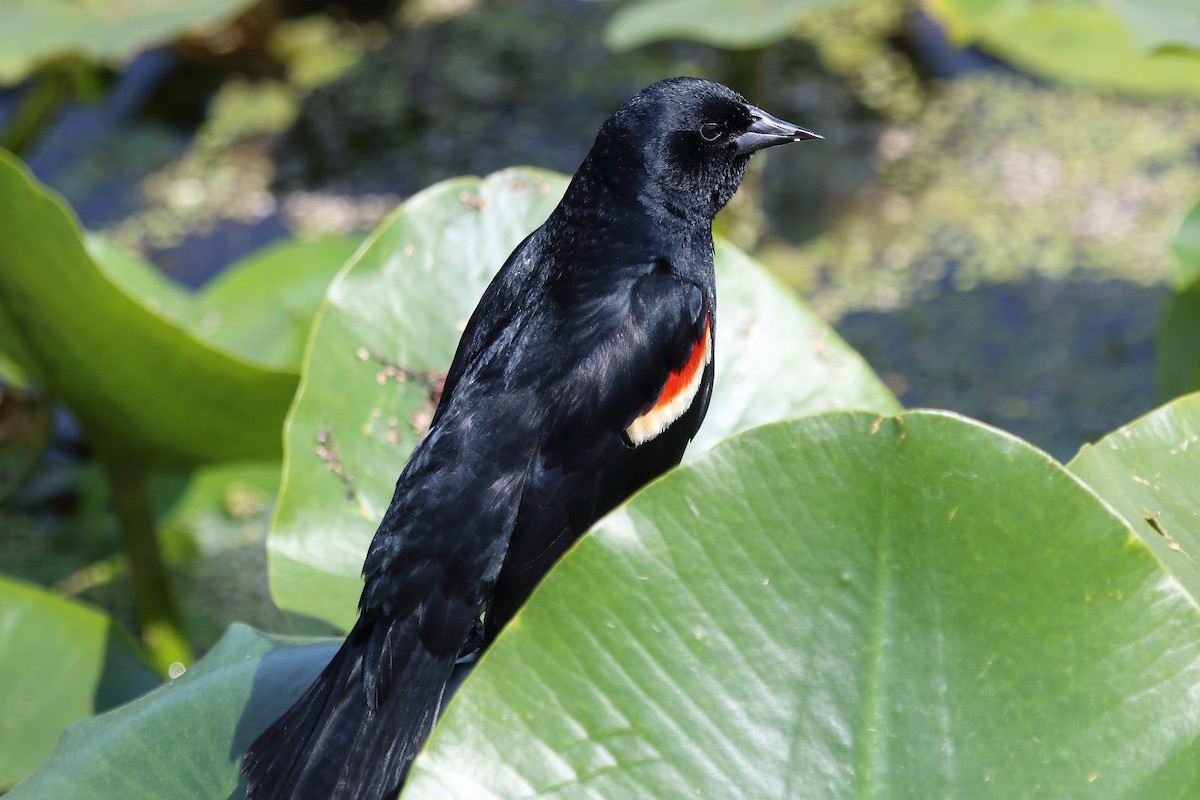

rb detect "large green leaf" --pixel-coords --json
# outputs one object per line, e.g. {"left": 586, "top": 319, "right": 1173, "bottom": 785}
{"left": 268, "top": 168, "right": 898, "bottom": 631}
{"left": 927, "top": 0, "right": 1200, "bottom": 96}
{"left": 1068, "top": 392, "right": 1200, "bottom": 599}
{"left": 0, "top": 576, "right": 159, "bottom": 791}
{"left": 0, "top": 150, "right": 297, "bottom": 467}
{"left": 5, "top": 624, "right": 335, "bottom": 799}
{"left": 403, "top": 411, "right": 1200, "bottom": 798}
{"left": 0, "top": 0, "right": 258, "bottom": 85}
{"left": 604, "top": 0, "right": 845, "bottom": 52}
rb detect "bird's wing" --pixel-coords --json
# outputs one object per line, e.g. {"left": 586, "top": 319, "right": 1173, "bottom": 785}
{"left": 355, "top": 256, "right": 710, "bottom": 657}
{"left": 431, "top": 230, "right": 540, "bottom": 429}
{"left": 532, "top": 260, "right": 713, "bottom": 479}
{"left": 480, "top": 261, "right": 713, "bottom": 635}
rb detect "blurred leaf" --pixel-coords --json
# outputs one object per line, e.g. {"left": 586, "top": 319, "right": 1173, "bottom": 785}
{"left": 86, "top": 236, "right": 197, "bottom": 324}
{"left": 1173, "top": 198, "right": 1200, "bottom": 288}
{"left": 924, "top": 0, "right": 1015, "bottom": 43}
{"left": 267, "top": 168, "right": 897, "bottom": 632}
{"left": 604, "top": 0, "right": 846, "bottom": 51}
{"left": 204, "top": 80, "right": 301, "bottom": 146}
{"left": 0, "top": 0, "right": 259, "bottom": 85}
{"left": 927, "top": 0, "right": 1200, "bottom": 95}
{"left": 5, "top": 624, "right": 335, "bottom": 800}
{"left": 196, "top": 236, "right": 362, "bottom": 371}
{"left": 0, "top": 149, "right": 297, "bottom": 467}
{"left": 1157, "top": 201, "right": 1200, "bottom": 398}
{"left": 0, "top": 575, "right": 159, "bottom": 791}
{"left": 89, "top": 234, "right": 360, "bottom": 372}
{"left": 268, "top": 17, "right": 365, "bottom": 90}
{"left": 404, "top": 411, "right": 1200, "bottom": 798}
{"left": 1157, "top": 282, "right": 1200, "bottom": 400}
{"left": 1100, "top": 0, "right": 1200, "bottom": 53}
{"left": 0, "top": 349, "right": 31, "bottom": 389}
{"left": 1069, "top": 392, "right": 1200, "bottom": 598}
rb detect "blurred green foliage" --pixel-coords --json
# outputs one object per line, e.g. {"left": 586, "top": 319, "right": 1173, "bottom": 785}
{"left": 606, "top": 0, "right": 843, "bottom": 51}
{"left": 930, "top": 0, "right": 1200, "bottom": 95}
{"left": 1101, "top": 0, "right": 1200, "bottom": 52}
{"left": 1160, "top": 201, "right": 1200, "bottom": 399}
{"left": 0, "top": 0, "right": 257, "bottom": 85}
{"left": 0, "top": 150, "right": 359, "bottom": 673}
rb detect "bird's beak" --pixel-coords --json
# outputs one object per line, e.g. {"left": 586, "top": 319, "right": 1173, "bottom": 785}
{"left": 734, "top": 104, "right": 822, "bottom": 155}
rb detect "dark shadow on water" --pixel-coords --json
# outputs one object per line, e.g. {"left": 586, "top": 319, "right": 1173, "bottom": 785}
{"left": 835, "top": 275, "right": 1170, "bottom": 462}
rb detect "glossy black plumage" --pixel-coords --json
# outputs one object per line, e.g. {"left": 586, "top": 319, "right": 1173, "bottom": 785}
{"left": 242, "top": 77, "right": 818, "bottom": 800}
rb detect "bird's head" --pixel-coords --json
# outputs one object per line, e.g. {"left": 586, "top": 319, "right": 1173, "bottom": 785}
{"left": 588, "top": 77, "right": 821, "bottom": 223}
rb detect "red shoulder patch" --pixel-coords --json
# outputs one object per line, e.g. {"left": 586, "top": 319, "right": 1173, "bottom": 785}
{"left": 625, "top": 314, "right": 712, "bottom": 446}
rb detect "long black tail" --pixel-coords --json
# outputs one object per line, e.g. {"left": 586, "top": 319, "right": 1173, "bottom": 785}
{"left": 242, "top": 614, "right": 457, "bottom": 800}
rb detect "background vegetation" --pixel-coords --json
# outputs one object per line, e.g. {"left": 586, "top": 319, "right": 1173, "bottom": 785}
{"left": 1, "top": 0, "right": 1198, "bottom": 796}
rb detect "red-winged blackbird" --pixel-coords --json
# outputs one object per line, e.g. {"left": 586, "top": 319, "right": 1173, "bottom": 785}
{"left": 242, "top": 77, "right": 819, "bottom": 800}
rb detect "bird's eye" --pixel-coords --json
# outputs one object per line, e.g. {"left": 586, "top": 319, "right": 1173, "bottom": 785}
{"left": 699, "top": 122, "right": 722, "bottom": 142}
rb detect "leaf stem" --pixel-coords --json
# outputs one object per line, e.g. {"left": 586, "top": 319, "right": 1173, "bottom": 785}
{"left": 100, "top": 456, "right": 192, "bottom": 674}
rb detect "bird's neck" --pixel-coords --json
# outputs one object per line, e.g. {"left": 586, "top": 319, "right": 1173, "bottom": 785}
{"left": 554, "top": 153, "right": 714, "bottom": 247}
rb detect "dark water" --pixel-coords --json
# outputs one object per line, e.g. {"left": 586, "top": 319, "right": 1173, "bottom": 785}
{"left": 836, "top": 275, "right": 1170, "bottom": 461}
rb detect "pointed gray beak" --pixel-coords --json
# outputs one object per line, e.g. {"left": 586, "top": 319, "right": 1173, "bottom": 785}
{"left": 734, "top": 104, "right": 822, "bottom": 155}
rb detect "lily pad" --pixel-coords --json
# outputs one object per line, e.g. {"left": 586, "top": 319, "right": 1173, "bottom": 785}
{"left": 10, "top": 411, "right": 1200, "bottom": 798}
{"left": 402, "top": 411, "right": 1200, "bottom": 798}
{"left": 196, "top": 236, "right": 363, "bottom": 371}
{"left": 1158, "top": 283, "right": 1200, "bottom": 400}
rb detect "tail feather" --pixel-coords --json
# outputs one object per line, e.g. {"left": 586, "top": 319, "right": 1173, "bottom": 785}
{"left": 242, "top": 617, "right": 457, "bottom": 800}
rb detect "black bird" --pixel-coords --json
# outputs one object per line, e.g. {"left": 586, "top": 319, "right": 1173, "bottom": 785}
{"left": 242, "top": 77, "right": 819, "bottom": 800}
